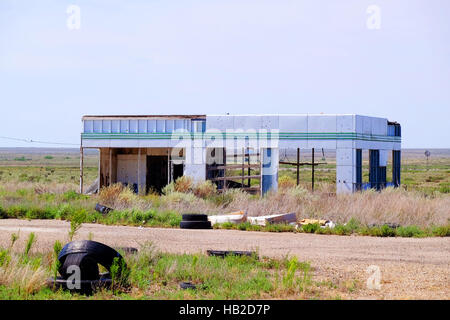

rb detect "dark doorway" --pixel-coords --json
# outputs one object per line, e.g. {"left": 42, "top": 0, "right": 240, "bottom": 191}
{"left": 146, "top": 156, "right": 168, "bottom": 193}
{"left": 172, "top": 163, "right": 184, "bottom": 182}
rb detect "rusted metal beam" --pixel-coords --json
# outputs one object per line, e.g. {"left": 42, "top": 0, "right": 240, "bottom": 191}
{"left": 210, "top": 175, "right": 262, "bottom": 181}
{"left": 207, "top": 164, "right": 260, "bottom": 170}
{"left": 279, "top": 161, "right": 325, "bottom": 166}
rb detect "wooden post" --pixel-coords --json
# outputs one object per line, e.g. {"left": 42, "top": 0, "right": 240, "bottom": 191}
{"left": 247, "top": 147, "right": 251, "bottom": 187}
{"left": 97, "top": 149, "right": 101, "bottom": 192}
{"left": 312, "top": 148, "right": 315, "bottom": 192}
{"left": 138, "top": 148, "right": 141, "bottom": 195}
{"left": 241, "top": 147, "right": 245, "bottom": 187}
{"left": 109, "top": 149, "right": 112, "bottom": 186}
{"left": 296, "top": 148, "right": 300, "bottom": 186}
{"left": 79, "top": 146, "right": 84, "bottom": 194}
{"left": 167, "top": 149, "right": 170, "bottom": 185}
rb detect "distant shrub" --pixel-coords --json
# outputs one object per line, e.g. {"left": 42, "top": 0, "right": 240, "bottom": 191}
{"left": 62, "top": 190, "right": 86, "bottom": 201}
{"left": 174, "top": 176, "right": 193, "bottom": 193}
{"left": 210, "top": 192, "right": 235, "bottom": 207}
{"left": 431, "top": 225, "right": 450, "bottom": 237}
{"left": 193, "top": 180, "right": 216, "bottom": 198}
{"left": 284, "top": 185, "right": 310, "bottom": 200}
{"left": 162, "top": 191, "right": 197, "bottom": 205}
{"left": 314, "top": 227, "right": 334, "bottom": 235}
{"left": 44, "top": 156, "right": 54, "bottom": 160}
{"left": 278, "top": 176, "right": 296, "bottom": 189}
{"left": 265, "top": 223, "right": 295, "bottom": 233}
{"left": 99, "top": 184, "right": 140, "bottom": 209}
{"left": 221, "top": 222, "right": 234, "bottom": 229}
{"left": 438, "top": 183, "right": 450, "bottom": 194}
{"left": 162, "top": 182, "right": 175, "bottom": 195}
{"left": 302, "top": 223, "right": 320, "bottom": 233}
{"left": 364, "top": 224, "right": 396, "bottom": 237}
{"left": 333, "top": 219, "right": 361, "bottom": 236}
{"left": 396, "top": 225, "right": 426, "bottom": 238}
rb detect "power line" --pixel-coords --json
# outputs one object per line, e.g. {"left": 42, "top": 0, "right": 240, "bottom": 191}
{"left": 0, "top": 135, "right": 78, "bottom": 146}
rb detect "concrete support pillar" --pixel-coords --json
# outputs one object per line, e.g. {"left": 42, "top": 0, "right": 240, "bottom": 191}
{"left": 336, "top": 148, "right": 356, "bottom": 194}
{"left": 137, "top": 148, "right": 144, "bottom": 195}
{"left": 184, "top": 146, "right": 206, "bottom": 183}
{"left": 261, "top": 147, "right": 279, "bottom": 195}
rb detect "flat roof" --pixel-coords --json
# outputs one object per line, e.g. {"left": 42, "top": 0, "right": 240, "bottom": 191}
{"left": 82, "top": 115, "right": 206, "bottom": 120}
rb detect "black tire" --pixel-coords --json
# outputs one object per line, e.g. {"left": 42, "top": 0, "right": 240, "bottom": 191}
{"left": 180, "top": 221, "right": 212, "bottom": 229}
{"left": 47, "top": 275, "right": 111, "bottom": 295}
{"left": 95, "top": 203, "right": 113, "bottom": 214}
{"left": 58, "top": 240, "right": 125, "bottom": 280}
{"left": 207, "top": 250, "right": 256, "bottom": 258}
{"left": 59, "top": 252, "right": 100, "bottom": 280}
{"left": 182, "top": 214, "right": 208, "bottom": 222}
{"left": 179, "top": 282, "right": 197, "bottom": 290}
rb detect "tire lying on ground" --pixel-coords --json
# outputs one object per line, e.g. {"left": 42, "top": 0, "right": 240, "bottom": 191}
{"left": 180, "top": 221, "right": 212, "bottom": 229}
{"left": 50, "top": 240, "right": 127, "bottom": 295}
{"left": 207, "top": 250, "right": 257, "bottom": 258}
{"left": 181, "top": 214, "right": 208, "bottom": 222}
{"left": 179, "top": 282, "right": 197, "bottom": 290}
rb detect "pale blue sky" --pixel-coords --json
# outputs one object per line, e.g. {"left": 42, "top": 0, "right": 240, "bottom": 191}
{"left": 0, "top": 0, "right": 449, "bottom": 148}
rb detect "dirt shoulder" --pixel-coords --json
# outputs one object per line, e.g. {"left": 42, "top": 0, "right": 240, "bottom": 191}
{"left": 0, "top": 219, "right": 448, "bottom": 299}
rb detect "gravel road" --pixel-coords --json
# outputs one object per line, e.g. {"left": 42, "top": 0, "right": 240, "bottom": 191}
{"left": 0, "top": 219, "right": 448, "bottom": 299}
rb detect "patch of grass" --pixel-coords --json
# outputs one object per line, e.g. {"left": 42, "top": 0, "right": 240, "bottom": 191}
{"left": 302, "top": 223, "right": 320, "bottom": 233}
{"left": 396, "top": 225, "right": 426, "bottom": 238}
{"left": 1, "top": 243, "right": 352, "bottom": 300}
{"left": 14, "top": 156, "right": 29, "bottom": 162}
{"left": 360, "top": 224, "right": 397, "bottom": 237}
{"left": 62, "top": 190, "right": 87, "bottom": 201}
{"left": 333, "top": 218, "right": 361, "bottom": 236}
{"left": 431, "top": 225, "right": 450, "bottom": 237}
{"left": 24, "top": 233, "right": 36, "bottom": 256}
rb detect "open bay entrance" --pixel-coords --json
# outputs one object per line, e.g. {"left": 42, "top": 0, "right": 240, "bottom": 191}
{"left": 146, "top": 155, "right": 168, "bottom": 193}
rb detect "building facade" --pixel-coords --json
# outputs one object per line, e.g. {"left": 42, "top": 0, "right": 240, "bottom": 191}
{"left": 80, "top": 114, "right": 401, "bottom": 194}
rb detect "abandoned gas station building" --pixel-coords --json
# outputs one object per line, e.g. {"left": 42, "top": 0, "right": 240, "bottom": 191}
{"left": 80, "top": 114, "right": 401, "bottom": 195}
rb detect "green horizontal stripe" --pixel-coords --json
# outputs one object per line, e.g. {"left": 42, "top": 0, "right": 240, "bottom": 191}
{"left": 82, "top": 132, "right": 400, "bottom": 143}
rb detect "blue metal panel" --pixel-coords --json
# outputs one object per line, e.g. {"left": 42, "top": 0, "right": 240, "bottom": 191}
{"left": 174, "top": 120, "right": 184, "bottom": 131}
{"left": 147, "top": 120, "right": 156, "bottom": 133}
{"left": 165, "top": 120, "right": 174, "bottom": 133}
{"left": 111, "top": 120, "right": 120, "bottom": 133}
{"left": 129, "top": 120, "right": 138, "bottom": 133}
{"left": 120, "top": 120, "right": 129, "bottom": 133}
{"left": 138, "top": 120, "right": 147, "bottom": 133}
{"left": 93, "top": 120, "right": 102, "bottom": 133}
{"left": 84, "top": 120, "right": 93, "bottom": 133}
{"left": 156, "top": 120, "right": 165, "bottom": 133}
{"left": 102, "top": 120, "right": 111, "bottom": 133}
